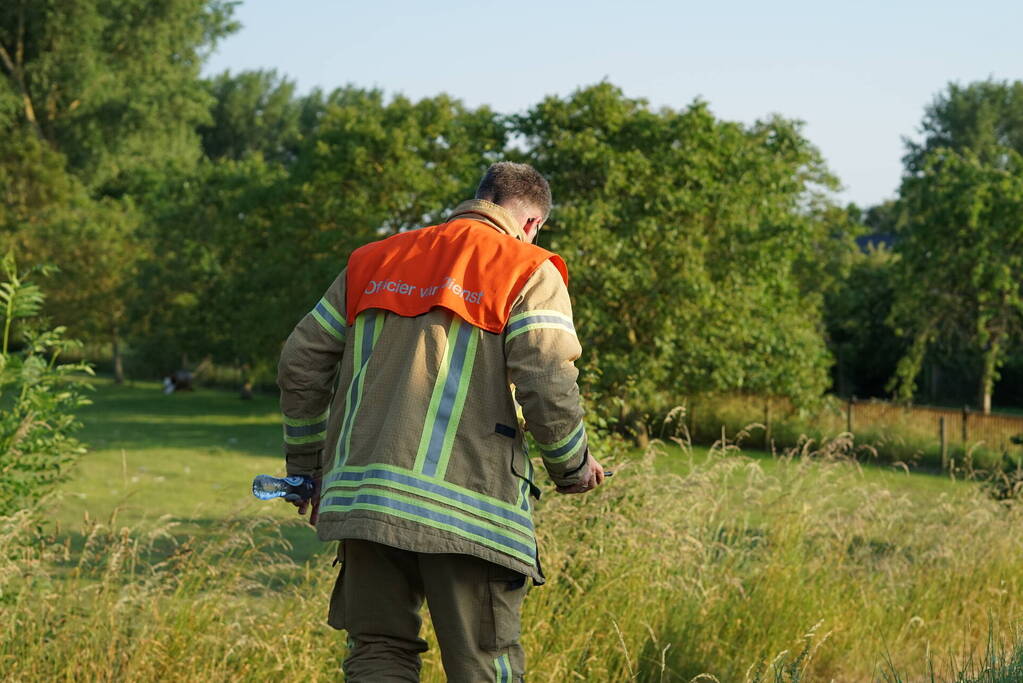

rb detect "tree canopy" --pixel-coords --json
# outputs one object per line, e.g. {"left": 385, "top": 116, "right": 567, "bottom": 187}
{"left": 3, "top": 2, "right": 1020, "bottom": 423}
{"left": 891, "top": 79, "right": 1023, "bottom": 412}
{"left": 518, "top": 84, "right": 837, "bottom": 413}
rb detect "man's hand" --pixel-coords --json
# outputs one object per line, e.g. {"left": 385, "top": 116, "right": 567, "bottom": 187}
{"left": 286, "top": 477, "right": 321, "bottom": 526}
{"left": 555, "top": 454, "right": 606, "bottom": 495}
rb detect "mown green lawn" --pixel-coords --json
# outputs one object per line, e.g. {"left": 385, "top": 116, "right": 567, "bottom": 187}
{"left": 57, "top": 377, "right": 325, "bottom": 561}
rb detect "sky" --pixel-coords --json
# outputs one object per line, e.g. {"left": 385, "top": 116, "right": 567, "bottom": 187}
{"left": 203, "top": 0, "right": 1023, "bottom": 208}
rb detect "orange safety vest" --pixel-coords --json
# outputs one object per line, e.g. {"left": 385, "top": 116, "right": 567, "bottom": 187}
{"left": 346, "top": 219, "right": 568, "bottom": 333}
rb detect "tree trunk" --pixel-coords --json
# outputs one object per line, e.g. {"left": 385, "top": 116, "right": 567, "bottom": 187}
{"left": 112, "top": 329, "right": 125, "bottom": 384}
{"left": 978, "top": 337, "right": 1002, "bottom": 415}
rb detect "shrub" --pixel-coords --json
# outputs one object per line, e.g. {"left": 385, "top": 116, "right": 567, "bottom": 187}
{"left": 0, "top": 252, "right": 92, "bottom": 516}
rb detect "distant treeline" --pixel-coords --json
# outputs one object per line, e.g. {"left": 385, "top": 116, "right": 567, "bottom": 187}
{"left": 2, "top": 1, "right": 1022, "bottom": 429}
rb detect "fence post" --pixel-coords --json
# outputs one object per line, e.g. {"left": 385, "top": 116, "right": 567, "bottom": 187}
{"left": 939, "top": 416, "right": 948, "bottom": 472}
{"left": 847, "top": 396, "right": 855, "bottom": 434}
{"left": 962, "top": 405, "right": 970, "bottom": 444}
{"left": 764, "top": 399, "right": 772, "bottom": 451}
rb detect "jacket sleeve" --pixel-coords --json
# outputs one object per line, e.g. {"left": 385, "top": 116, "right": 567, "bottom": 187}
{"left": 277, "top": 270, "right": 348, "bottom": 478}
{"left": 504, "top": 260, "right": 589, "bottom": 488}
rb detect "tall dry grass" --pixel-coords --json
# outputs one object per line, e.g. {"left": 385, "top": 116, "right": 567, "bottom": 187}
{"left": 686, "top": 394, "right": 1023, "bottom": 471}
{"left": 4, "top": 438, "right": 1023, "bottom": 681}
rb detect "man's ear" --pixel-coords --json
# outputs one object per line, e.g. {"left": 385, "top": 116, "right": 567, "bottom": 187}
{"left": 523, "top": 216, "right": 543, "bottom": 241}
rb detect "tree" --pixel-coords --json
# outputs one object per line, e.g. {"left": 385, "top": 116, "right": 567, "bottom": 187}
{"left": 889, "top": 149, "right": 1023, "bottom": 413}
{"left": 200, "top": 69, "right": 307, "bottom": 164}
{"left": 0, "top": 0, "right": 237, "bottom": 193}
{"left": 514, "top": 84, "right": 838, "bottom": 428}
{"left": 0, "top": 0, "right": 236, "bottom": 381}
{"left": 133, "top": 89, "right": 507, "bottom": 374}
{"left": 891, "top": 80, "right": 1023, "bottom": 412}
{"left": 903, "top": 79, "right": 1023, "bottom": 175}
{"left": 824, "top": 239, "right": 903, "bottom": 398}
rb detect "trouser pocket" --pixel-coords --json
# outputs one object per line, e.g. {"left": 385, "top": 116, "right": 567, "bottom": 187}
{"left": 327, "top": 542, "right": 346, "bottom": 630}
{"left": 480, "top": 565, "right": 529, "bottom": 651}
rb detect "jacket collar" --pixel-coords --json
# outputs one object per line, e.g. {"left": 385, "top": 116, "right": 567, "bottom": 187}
{"left": 447, "top": 199, "right": 528, "bottom": 242}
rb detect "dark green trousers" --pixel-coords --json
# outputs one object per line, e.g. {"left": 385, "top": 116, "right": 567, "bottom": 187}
{"left": 328, "top": 539, "right": 528, "bottom": 682}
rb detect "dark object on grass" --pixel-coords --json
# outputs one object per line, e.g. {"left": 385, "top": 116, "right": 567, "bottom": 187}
{"left": 162, "top": 370, "right": 194, "bottom": 394}
{"left": 239, "top": 380, "right": 253, "bottom": 400}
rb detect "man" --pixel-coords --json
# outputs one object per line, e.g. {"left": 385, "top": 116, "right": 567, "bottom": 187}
{"left": 277, "top": 162, "right": 605, "bottom": 682}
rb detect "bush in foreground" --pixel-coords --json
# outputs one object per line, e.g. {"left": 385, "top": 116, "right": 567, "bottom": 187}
{"left": 0, "top": 253, "right": 91, "bottom": 516}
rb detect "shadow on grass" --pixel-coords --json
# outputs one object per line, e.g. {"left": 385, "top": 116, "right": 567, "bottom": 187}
{"left": 80, "top": 419, "right": 280, "bottom": 455}
{"left": 56, "top": 515, "right": 332, "bottom": 577}
{"left": 78, "top": 381, "right": 282, "bottom": 456}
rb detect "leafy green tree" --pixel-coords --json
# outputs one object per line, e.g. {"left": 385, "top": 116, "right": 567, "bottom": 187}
{"left": 889, "top": 148, "right": 1023, "bottom": 413}
{"left": 514, "top": 83, "right": 837, "bottom": 428}
{"left": 903, "top": 79, "right": 1023, "bottom": 175}
{"left": 0, "top": 253, "right": 91, "bottom": 516}
{"left": 0, "top": 0, "right": 236, "bottom": 380}
{"left": 200, "top": 69, "right": 306, "bottom": 163}
{"left": 824, "top": 241, "right": 903, "bottom": 398}
{"left": 134, "top": 89, "right": 506, "bottom": 374}
{"left": 0, "top": 0, "right": 237, "bottom": 193}
{"left": 892, "top": 80, "right": 1023, "bottom": 412}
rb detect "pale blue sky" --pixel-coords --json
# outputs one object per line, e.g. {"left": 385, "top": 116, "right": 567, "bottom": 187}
{"left": 204, "top": 0, "right": 1023, "bottom": 208}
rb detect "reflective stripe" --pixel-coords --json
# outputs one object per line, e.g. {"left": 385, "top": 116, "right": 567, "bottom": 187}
{"left": 320, "top": 491, "right": 536, "bottom": 564}
{"left": 538, "top": 420, "right": 586, "bottom": 464}
{"left": 332, "top": 311, "right": 383, "bottom": 469}
{"left": 283, "top": 409, "right": 329, "bottom": 427}
{"left": 414, "top": 317, "right": 480, "bottom": 477}
{"left": 508, "top": 309, "right": 572, "bottom": 325}
{"left": 284, "top": 420, "right": 326, "bottom": 438}
{"left": 518, "top": 478, "right": 532, "bottom": 512}
{"left": 283, "top": 409, "right": 329, "bottom": 444}
{"left": 284, "top": 431, "right": 326, "bottom": 445}
{"left": 494, "top": 654, "right": 511, "bottom": 682}
{"left": 322, "top": 464, "right": 533, "bottom": 535}
{"left": 311, "top": 297, "right": 346, "bottom": 341}
{"left": 504, "top": 309, "right": 575, "bottom": 342}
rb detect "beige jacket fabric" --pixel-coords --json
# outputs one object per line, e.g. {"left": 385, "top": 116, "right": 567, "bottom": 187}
{"left": 277, "top": 200, "right": 589, "bottom": 582}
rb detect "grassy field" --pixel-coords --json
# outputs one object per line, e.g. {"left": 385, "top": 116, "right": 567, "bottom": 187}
{"left": 4, "top": 378, "right": 1023, "bottom": 681}
{"left": 56, "top": 379, "right": 970, "bottom": 558}
{"left": 56, "top": 378, "right": 324, "bottom": 561}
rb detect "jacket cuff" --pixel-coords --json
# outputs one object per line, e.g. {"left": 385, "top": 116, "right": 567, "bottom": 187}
{"left": 286, "top": 451, "right": 321, "bottom": 479}
{"left": 548, "top": 448, "right": 589, "bottom": 488}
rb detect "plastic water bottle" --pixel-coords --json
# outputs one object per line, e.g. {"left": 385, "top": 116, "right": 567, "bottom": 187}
{"left": 252, "top": 474, "right": 314, "bottom": 501}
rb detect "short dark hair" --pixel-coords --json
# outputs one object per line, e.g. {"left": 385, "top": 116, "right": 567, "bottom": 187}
{"left": 474, "top": 162, "right": 552, "bottom": 220}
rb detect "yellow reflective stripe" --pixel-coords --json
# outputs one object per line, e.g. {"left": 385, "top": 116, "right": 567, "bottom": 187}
{"left": 537, "top": 419, "right": 584, "bottom": 452}
{"left": 311, "top": 297, "right": 347, "bottom": 341}
{"left": 413, "top": 317, "right": 461, "bottom": 473}
{"left": 507, "top": 309, "right": 572, "bottom": 325}
{"left": 283, "top": 409, "right": 329, "bottom": 427}
{"left": 319, "top": 489, "right": 536, "bottom": 565}
{"left": 505, "top": 309, "right": 576, "bottom": 343}
{"left": 284, "top": 432, "right": 326, "bottom": 445}
{"left": 322, "top": 465, "right": 534, "bottom": 536}
{"left": 329, "top": 311, "right": 382, "bottom": 470}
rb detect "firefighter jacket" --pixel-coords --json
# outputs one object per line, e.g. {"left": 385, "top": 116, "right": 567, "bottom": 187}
{"left": 277, "top": 199, "right": 589, "bottom": 582}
